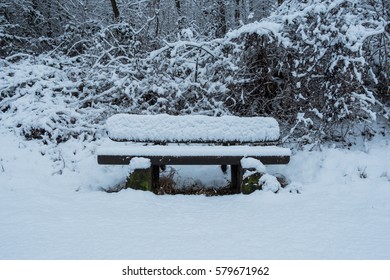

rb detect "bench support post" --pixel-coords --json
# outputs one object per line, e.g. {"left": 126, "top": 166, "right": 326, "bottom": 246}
{"left": 151, "top": 165, "right": 160, "bottom": 193}
{"left": 230, "top": 164, "right": 243, "bottom": 194}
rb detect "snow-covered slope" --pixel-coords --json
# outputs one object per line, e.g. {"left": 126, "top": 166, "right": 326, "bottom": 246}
{"left": 0, "top": 128, "right": 389, "bottom": 259}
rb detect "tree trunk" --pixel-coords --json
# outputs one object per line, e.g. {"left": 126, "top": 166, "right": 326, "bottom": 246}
{"left": 175, "top": 0, "right": 182, "bottom": 17}
{"left": 235, "top": 0, "right": 241, "bottom": 26}
{"left": 154, "top": 0, "right": 161, "bottom": 37}
{"left": 175, "top": 0, "right": 184, "bottom": 31}
{"left": 46, "top": 0, "right": 52, "bottom": 37}
{"left": 216, "top": 0, "right": 227, "bottom": 37}
{"left": 110, "top": 0, "right": 120, "bottom": 20}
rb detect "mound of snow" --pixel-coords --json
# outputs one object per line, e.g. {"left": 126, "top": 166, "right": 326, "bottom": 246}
{"left": 106, "top": 114, "right": 281, "bottom": 142}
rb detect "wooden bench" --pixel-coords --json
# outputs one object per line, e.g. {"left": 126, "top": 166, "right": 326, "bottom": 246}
{"left": 97, "top": 114, "right": 291, "bottom": 193}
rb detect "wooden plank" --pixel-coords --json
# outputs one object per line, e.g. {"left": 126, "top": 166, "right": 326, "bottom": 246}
{"left": 97, "top": 155, "right": 290, "bottom": 165}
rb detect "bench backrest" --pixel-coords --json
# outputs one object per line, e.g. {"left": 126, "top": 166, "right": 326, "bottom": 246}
{"left": 106, "top": 114, "right": 280, "bottom": 144}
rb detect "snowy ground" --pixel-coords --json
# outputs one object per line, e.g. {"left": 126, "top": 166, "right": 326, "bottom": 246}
{"left": 0, "top": 128, "right": 389, "bottom": 260}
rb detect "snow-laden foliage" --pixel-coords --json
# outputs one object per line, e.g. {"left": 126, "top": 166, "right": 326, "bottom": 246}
{"left": 272, "top": 0, "right": 389, "bottom": 142}
{"left": 362, "top": 0, "right": 390, "bottom": 99}
{"left": 0, "top": 55, "right": 103, "bottom": 143}
{"left": 1, "top": 0, "right": 389, "bottom": 145}
{"left": 159, "top": 0, "right": 389, "bottom": 141}
{"left": 142, "top": 0, "right": 389, "bottom": 143}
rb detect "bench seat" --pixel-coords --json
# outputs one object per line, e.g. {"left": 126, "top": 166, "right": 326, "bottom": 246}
{"left": 98, "top": 145, "right": 291, "bottom": 165}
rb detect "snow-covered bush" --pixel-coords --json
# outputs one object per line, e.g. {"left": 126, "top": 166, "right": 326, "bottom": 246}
{"left": 138, "top": 0, "right": 388, "bottom": 143}
{"left": 362, "top": 0, "right": 389, "bottom": 101}
{"left": 0, "top": 55, "right": 104, "bottom": 143}
{"left": 271, "top": 0, "right": 388, "bottom": 142}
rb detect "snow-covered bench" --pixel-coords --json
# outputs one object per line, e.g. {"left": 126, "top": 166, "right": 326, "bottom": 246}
{"left": 97, "top": 114, "right": 291, "bottom": 193}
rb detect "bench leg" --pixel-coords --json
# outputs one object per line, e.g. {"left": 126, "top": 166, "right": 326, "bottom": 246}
{"left": 151, "top": 165, "right": 160, "bottom": 193}
{"left": 230, "top": 164, "right": 243, "bottom": 194}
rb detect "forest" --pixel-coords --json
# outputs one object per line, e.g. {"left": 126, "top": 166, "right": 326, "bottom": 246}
{"left": 1, "top": 0, "right": 389, "bottom": 146}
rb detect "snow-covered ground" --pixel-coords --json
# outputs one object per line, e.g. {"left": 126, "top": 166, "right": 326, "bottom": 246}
{"left": 0, "top": 127, "right": 389, "bottom": 260}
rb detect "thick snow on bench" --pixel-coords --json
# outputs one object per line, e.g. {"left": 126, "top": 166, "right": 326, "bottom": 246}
{"left": 98, "top": 145, "right": 291, "bottom": 157}
{"left": 106, "top": 114, "right": 280, "bottom": 143}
